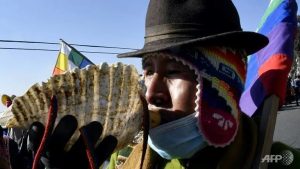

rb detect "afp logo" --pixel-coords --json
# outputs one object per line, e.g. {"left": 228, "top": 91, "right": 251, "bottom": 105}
{"left": 261, "top": 155, "right": 283, "bottom": 163}
{"left": 261, "top": 150, "right": 294, "bottom": 166}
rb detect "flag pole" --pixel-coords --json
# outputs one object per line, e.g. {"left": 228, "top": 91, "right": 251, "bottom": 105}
{"left": 252, "top": 95, "right": 279, "bottom": 169}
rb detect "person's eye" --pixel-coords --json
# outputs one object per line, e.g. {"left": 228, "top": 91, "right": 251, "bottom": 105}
{"left": 144, "top": 69, "right": 154, "bottom": 77}
{"left": 166, "top": 70, "right": 181, "bottom": 77}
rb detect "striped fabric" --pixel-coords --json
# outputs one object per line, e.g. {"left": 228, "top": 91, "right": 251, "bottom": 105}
{"left": 52, "top": 40, "right": 94, "bottom": 75}
{"left": 239, "top": 0, "right": 298, "bottom": 116}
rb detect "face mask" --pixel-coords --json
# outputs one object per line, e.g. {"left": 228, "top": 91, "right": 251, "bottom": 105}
{"left": 148, "top": 112, "right": 207, "bottom": 160}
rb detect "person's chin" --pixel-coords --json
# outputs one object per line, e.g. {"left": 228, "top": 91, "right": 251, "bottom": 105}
{"left": 150, "top": 108, "right": 191, "bottom": 125}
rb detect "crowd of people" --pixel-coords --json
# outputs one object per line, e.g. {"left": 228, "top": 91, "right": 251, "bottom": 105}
{"left": 1, "top": 0, "right": 300, "bottom": 169}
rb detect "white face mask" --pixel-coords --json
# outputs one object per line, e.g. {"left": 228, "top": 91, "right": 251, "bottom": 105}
{"left": 148, "top": 113, "right": 207, "bottom": 160}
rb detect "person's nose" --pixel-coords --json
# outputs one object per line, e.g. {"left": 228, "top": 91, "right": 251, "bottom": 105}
{"left": 145, "top": 73, "right": 170, "bottom": 108}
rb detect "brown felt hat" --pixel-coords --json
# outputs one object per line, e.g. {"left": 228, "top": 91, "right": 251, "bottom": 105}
{"left": 118, "top": 0, "right": 268, "bottom": 58}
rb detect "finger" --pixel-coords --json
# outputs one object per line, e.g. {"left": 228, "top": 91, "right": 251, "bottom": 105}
{"left": 47, "top": 115, "right": 78, "bottom": 154}
{"left": 80, "top": 121, "right": 103, "bottom": 146}
{"left": 68, "top": 121, "right": 103, "bottom": 154}
{"left": 43, "top": 115, "right": 77, "bottom": 168}
{"left": 27, "top": 121, "right": 45, "bottom": 152}
{"left": 80, "top": 122, "right": 103, "bottom": 169}
{"left": 94, "top": 135, "right": 118, "bottom": 167}
{"left": 65, "top": 135, "right": 87, "bottom": 169}
{"left": 65, "top": 121, "right": 103, "bottom": 169}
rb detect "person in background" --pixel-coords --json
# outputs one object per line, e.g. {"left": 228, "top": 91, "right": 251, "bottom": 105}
{"left": 285, "top": 77, "right": 294, "bottom": 105}
{"left": 1, "top": 95, "right": 25, "bottom": 148}
{"left": 0, "top": 125, "right": 11, "bottom": 169}
{"left": 1, "top": 94, "right": 32, "bottom": 169}
{"left": 293, "top": 75, "right": 300, "bottom": 106}
{"left": 0, "top": 126, "right": 20, "bottom": 169}
{"left": 1, "top": 95, "right": 15, "bottom": 108}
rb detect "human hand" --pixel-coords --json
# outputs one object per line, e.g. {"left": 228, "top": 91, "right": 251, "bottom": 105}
{"left": 39, "top": 117, "right": 117, "bottom": 169}
{"left": 17, "top": 122, "right": 44, "bottom": 169}
{"left": 26, "top": 96, "right": 118, "bottom": 169}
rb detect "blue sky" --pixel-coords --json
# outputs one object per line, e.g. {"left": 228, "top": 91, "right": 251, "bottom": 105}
{"left": 0, "top": 0, "right": 299, "bottom": 111}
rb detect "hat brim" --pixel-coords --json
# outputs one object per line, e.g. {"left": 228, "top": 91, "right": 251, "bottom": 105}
{"left": 118, "top": 31, "right": 268, "bottom": 58}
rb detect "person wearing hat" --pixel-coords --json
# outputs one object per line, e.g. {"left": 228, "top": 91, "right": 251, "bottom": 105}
{"left": 112, "top": 0, "right": 267, "bottom": 168}
{"left": 7, "top": 0, "right": 269, "bottom": 169}
{"left": 114, "top": 0, "right": 300, "bottom": 168}
{"left": 1, "top": 94, "right": 15, "bottom": 108}
{"left": 1, "top": 94, "right": 25, "bottom": 150}
{"left": 8, "top": 0, "right": 300, "bottom": 169}
{"left": 112, "top": 0, "right": 300, "bottom": 167}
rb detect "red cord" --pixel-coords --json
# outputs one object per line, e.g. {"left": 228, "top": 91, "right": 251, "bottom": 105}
{"left": 79, "top": 128, "right": 96, "bottom": 169}
{"left": 32, "top": 96, "right": 58, "bottom": 169}
{"left": 31, "top": 96, "right": 96, "bottom": 169}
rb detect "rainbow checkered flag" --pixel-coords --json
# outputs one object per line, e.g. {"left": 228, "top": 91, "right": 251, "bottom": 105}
{"left": 52, "top": 40, "right": 94, "bottom": 75}
{"left": 239, "top": 0, "right": 298, "bottom": 117}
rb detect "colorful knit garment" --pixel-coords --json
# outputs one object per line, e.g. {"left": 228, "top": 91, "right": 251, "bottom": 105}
{"left": 166, "top": 46, "right": 246, "bottom": 147}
